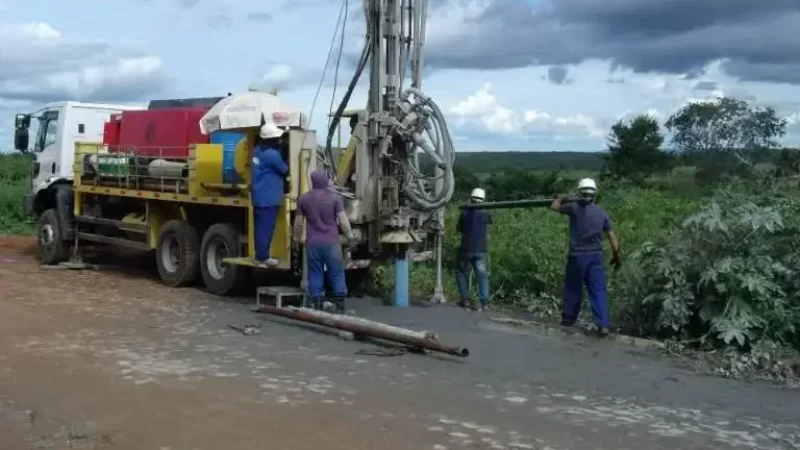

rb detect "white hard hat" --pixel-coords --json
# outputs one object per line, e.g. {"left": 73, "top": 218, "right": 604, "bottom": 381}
{"left": 470, "top": 188, "right": 486, "bottom": 201}
{"left": 259, "top": 123, "right": 282, "bottom": 139}
{"left": 577, "top": 178, "right": 597, "bottom": 193}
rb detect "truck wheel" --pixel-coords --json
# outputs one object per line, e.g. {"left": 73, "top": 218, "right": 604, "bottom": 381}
{"left": 37, "top": 208, "right": 68, "bottom": 265}
{"left": 156, "top": 220, "right": 200, "bottom": 287}
{"left": 200, "top": 223, "right": 247, "bottom": 296}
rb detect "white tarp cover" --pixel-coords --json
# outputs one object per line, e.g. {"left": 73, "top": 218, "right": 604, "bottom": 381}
{"left": 199, "top": 90, "right": 307, "bottom": 135}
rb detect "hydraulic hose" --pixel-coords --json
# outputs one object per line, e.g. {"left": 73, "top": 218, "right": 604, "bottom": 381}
{"left": 324, "top": 0, "right": 455, "bottom": 212}
{"left": 396, "top": 87, "right": 456, "bottom": 211}
{"left": 325, "top": 35, "right": 372, "bottom": 175}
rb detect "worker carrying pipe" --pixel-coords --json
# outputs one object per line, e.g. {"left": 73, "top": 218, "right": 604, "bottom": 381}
{"left": 455, "top": 187, "right": 492, "bottom": 311}
{"left": 251, "top": 123, "right": 289, "bottom": 267}
{"left": 293, "top": 169, "right": 356, "bottom": 313}
{"left": 550, "top": 178, "right": 621, "bottom": 337}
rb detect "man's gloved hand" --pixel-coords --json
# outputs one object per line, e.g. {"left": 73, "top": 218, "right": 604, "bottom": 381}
{"left": 611, "top": 252, "right": 622, "bottom": 271}
{"left": 347, "top": 231, "right": 358, "bottom": 247}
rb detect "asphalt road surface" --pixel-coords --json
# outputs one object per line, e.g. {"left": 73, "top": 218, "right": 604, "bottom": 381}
{"left": 1, "top": 236, "right": 798, "bottom": 450}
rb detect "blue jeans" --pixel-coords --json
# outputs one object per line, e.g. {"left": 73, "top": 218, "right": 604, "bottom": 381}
{"left": 254, "top": 206, "right": 279, "bottom": 262}
{"left": 307, "top": 243, "right": 347, "bottom": 298}
{"left": 563, "top": 253, "right": 610, "bottom": 327}
{"left": 455, "top": 252, "right": 490, "bottom": 306}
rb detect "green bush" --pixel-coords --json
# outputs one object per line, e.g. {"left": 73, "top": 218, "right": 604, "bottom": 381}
{"left": 617, "top": 186, "right": 800, "bottom": 349}
{"left": 0, "top": 153, "right": 33, "bottom": 234}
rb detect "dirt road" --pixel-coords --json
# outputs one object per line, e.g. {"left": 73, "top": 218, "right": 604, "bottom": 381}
{"left": 1, "top": 235, "right": 799, "bottom": 450}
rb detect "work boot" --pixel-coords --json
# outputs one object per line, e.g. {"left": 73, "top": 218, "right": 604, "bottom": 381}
{"left": 310, "top": 297, "right": 324, "bottom": 310}
{"left": 332, "top": 296, "right": 347, "bottom": 315}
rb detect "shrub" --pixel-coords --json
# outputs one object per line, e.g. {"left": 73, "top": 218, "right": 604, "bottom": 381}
{"left": 617, "top": 187, "right": 800, "bottom": 350}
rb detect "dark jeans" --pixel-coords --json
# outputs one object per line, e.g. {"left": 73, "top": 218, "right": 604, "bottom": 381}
{"left": 254, "top": 205, "right": 279, "bottom": 262}
{"left": 307, "top": 243, "right": 347, "bottom": 298}
{"left": 562, "top": 253, "right": 610, "bottom": 327}
{"left": 455, "top": 252, "right": 490, "bottom": 306}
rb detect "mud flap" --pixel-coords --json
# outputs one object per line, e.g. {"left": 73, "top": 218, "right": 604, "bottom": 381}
{"left": 54, "top": 183, "right": 74, "bottom": 241}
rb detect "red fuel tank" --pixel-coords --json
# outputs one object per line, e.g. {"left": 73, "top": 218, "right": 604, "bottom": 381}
{"left": 115, "top": 108, "right": 210, "bottom": 158}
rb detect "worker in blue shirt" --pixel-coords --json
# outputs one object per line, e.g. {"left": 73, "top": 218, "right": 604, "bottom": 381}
{"left": 250, "top": 123, "right": 289, "bottom": 267}
{"left": 455, "top": 188, "right": 492, "bottom": 311}
{"left": 550, "top": 178, "right": 621, "bottom": 336}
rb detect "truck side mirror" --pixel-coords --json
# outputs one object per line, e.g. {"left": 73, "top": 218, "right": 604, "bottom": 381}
{"left": 14, "top": 128, "right": 29, "bottom": 152}
{"left": 14, "top": 113, "right": 30, "bottom": 129}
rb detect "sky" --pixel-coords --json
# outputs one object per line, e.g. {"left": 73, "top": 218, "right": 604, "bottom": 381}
{"left": 2, "top": 0, "right": 800, "bottom": 153}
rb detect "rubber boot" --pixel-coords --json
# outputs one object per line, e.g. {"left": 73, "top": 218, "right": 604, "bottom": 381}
{"left": 333, "top": 296, "right": 347, "bottom": 315}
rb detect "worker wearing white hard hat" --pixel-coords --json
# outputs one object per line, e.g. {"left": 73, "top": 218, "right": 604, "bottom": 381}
{"left": 550, "top": 178, "right": 621, "bottom": 336}
{"left": 250, "top": 122, "right": 289, "bottom": 267}
{"left": 455, "top": 187, "right": 492, "bottom": 311}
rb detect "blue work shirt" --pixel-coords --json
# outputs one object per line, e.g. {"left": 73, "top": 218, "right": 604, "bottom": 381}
{"left": 559, "top": 202, "right": 613, "bottom": 255}
{"left": 457, "top": 208, "right": 492, "bottom": 254}
{"left": 250, "top": 144, "right": 289, "bottom": 207}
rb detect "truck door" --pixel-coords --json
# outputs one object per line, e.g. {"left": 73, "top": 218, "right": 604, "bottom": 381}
{"left": 31, "top": 109, "right": 61, "bottom": 192}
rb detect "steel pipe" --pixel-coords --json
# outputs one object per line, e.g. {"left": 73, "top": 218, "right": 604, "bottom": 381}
{"left": 290, "top": 306, "right": 438, "bottom": 341}
{"left": 459, "top": 197, "right": 576, "bottom": 210}
{"left": 256, "top": 305, "right": 468, "bottom": 357}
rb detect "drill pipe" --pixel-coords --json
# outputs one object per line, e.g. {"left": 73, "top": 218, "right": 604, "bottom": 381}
{"left": 291, "top": 307, "right": 439, "bottom": 341}
{"left": 256, "top": 306, "right": 469, "bottom": 358}
{"left": 459, "top": 197, "right": 576, "bottom": 210}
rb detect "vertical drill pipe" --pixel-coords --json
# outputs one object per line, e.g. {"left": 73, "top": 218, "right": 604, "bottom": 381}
{"left": 393, "top": 245, "right": 410, "bottom": 307}
{"left": 256, "top": 305, "right": 469, "bottom": 357}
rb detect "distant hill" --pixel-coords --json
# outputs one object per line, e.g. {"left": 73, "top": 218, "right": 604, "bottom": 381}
{"left": 454, "top": 151, "right": 605, "bottom": 173}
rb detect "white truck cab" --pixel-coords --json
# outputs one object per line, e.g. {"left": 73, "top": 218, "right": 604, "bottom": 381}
{"left": 14, "top": 101, "right": 146, "bottom": 196}
{"left": 13, "top": 101, "right": 146, "bottom": 251}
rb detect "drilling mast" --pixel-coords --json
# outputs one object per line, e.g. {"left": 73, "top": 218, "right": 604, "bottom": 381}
{"left": 326, "top": 0, "right": 455, "bottom": 305}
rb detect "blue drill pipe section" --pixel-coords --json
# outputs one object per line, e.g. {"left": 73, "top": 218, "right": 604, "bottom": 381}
{"left": 393, "top": 255, "right": 410, "bottom": 307}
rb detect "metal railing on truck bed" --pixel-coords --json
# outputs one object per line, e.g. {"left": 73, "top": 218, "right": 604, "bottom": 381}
{"left": 72, "top": 142, "right": 250, "bottom": 207}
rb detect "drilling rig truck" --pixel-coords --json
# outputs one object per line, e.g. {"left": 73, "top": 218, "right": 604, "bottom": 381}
{"left": 11, "top": 0, "right": 455, "bottom": 304}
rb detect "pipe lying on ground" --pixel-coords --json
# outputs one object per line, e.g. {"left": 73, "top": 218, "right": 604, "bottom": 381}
{"left": 255, "top": 306, "right": 468, "bottom": 358}
{"left": 459, "top": 198, "right": 576, "bottom": 210}
{"left": 294, "top": 307, "right": 439, "bottom": 341}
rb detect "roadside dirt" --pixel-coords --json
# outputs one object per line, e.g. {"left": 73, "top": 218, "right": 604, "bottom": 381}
{"left": 0, "top": 236, "right": 423, "bottom": 450}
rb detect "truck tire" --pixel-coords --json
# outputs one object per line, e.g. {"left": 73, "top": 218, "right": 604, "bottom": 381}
{"left": 37, "top": 208, "right": 68, "bottom": 265}
{"left": 200, "top": 223, "right": 247, "bottom": 296}
{"left": 156, "top": 220, "right": 200, "bottom": 287}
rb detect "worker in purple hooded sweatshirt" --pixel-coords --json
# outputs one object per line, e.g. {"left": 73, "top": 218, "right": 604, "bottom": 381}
{"left": 293, "top": 169, "right": 355, "bottom": 313}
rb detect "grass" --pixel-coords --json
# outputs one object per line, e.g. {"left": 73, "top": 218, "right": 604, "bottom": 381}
{"left": 372, "top": 183, "right": 705, "bottom": 325}
{"left": 0, "top": 153, "right": 33, "bottom": 235}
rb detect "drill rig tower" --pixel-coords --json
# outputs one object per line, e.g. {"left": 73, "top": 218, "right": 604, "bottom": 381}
{"left": 326, "top": 0, "right": 455, "bottom": 305}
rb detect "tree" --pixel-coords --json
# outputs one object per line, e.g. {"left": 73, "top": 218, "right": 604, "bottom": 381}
{"left": 665, "top": 97, "right": 787, "bottom": 184}
{"left": 604, "top": 114, "right": 669, "bottom": 181}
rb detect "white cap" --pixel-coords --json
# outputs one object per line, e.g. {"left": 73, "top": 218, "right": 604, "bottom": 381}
{"left": 577, "top": 178, "right": 597, "bottom": 193}
{"left": 470, "top": 187, "right": 486, "bottom": 201}
{"left": 259, "top": 123, "right": 282, "bottom": 139}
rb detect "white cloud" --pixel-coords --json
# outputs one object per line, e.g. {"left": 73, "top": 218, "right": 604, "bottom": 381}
{"left": 259, "top": 64, "right": 294, "bottom": 89}
{"left": 0, "top": 19, "right": 167, "bottom": 150}
{"left": 3, "top": 0, "right": 800, "bottom": 153}
{"left": 0, "top": 21, "right": 165, "bottom": 102}
{"left": 449, "top": 82, "right": 604, "bottom": 140}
